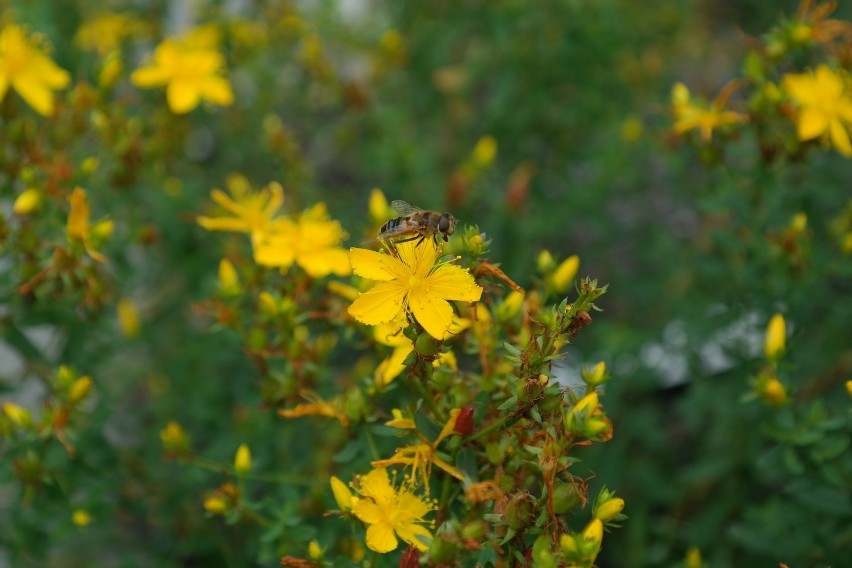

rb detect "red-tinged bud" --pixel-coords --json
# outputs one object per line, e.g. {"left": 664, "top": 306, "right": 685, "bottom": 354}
{"left": 454, "top": 405, "right": 475, "bottom": 436}
{"left": 398, "top": 546, "right": 420, "bottom": 568}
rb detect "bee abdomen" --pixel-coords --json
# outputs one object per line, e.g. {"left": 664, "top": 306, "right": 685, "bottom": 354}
{"left": 380, "top": 217, "right": 405, "bottom": 234}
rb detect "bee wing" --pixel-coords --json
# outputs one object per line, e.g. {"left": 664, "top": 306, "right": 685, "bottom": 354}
{"left": 390, "top": 200, "right": 425, "bottom": 216}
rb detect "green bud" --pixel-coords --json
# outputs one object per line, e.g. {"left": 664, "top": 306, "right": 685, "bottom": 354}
{"left": 414, "top": 332, "right": 442, "bottom": 357}
{"left": 428, "top": 535, "right": 459, "bottom": 563}
{"left": 532, "top": 535, "right": 557, "bottom": 568}
{"left": 503, "top": 492, "right": 535, "bottom": 530}
{"left": 552, "top": 482, "right": 582, "bottom": 515}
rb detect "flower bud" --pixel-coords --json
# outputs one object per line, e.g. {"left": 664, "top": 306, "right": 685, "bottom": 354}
{"left": 307, "top": 540, "right": 323, "bottom": 560}
{"left": 453, "top": 405, "right": 475, "bottom": 437}
{"left": 69, "top": 376, "right": 93, "bottom": 404}
{"left": 218, "top": 259, "right": 240, "bottom": 296}
{"left": 428, "top": 534, "right": 459, "bottom": 564}
{"left": 2, "top": 402, "right": 32, "bottom": 429}
{"left": 399, "top": 546, "right": 420, "bottom": 568}
{"left": 472, "top": 135, "right": 497, "bottom": 167}
{"left": 531, "top": 535, "right": 556, "bottom": 568}
{"left": 559, "top": 533, "right": 579, "bottom": 555}
{"left": 758, "top": 375, "right": 788, "bottom": 406}
{"left": 685, "top": 547, "right": 703, "bottom": 568}
{"left": 203, "top": 495, "right": 228, "bottom": 515}
{"left": 846, "top": 380, "right": 852, "bottom": 399}
{"left": 537, "top": 250, "right": 555, "bottom": 273}
{"left": 234, "top": 444, "right": 252, "bottom": 475}
{"left": 330, "top": 476, "right": 353, "bottom": 511}
{"left": 764, "top": 313, "right": 786, "bottom": 360}
{"left": 461, "top": 521, "right": 486, "bottom": 541}
{"left": 551, "top": 482, "right": 582, "bottom": 514}
{"left": 13, "top": 188, "right": 41, "bottom": 214}
{"left": 117, "top": 298, "right": 140, "bottom": 338}
{"left": 368, "top": 188, "right": 392, "bottom": 225}
{"left": 581, "top": 361, "right": 608, "bottom": 387}
{"left": 580, "top": 518, "right": 603, "bottom": 556}
{"left": 503, "top": 492, "right": 535, "bottom": 529}
{"left": 594, "top": 497, "right": 625, "bottom": 522}
{"left": 549, "top": 255, "right": 580, "bottom": 293}
{"left": 160, "top": 421, "right": 190, "bottom": 457}
{"left": 495, "top": 290, "right": 524, "bottom": 321}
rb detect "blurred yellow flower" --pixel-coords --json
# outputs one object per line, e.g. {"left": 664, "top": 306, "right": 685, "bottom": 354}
{"left": 783, "top": 65, "right": 852, "bottom": 156}
{"left": 0, "top": 24, "right": 71, "bottom": 115}
{"left": 75, "top": 13, "right": 134, "bottom": 55}
{"left": 67, "top": 187, "right": 109, "bottom": 263}
{"left": 330, "top": 476, "right": 355, "bottom": 511}
{"left": 350, "top": 468, "right": 435, "bottom": 553}
{"left": 234, "top": 444, "right": 252, "bottom": 475}
{"left": 369, "top": 188, "right": 395, "bottom": 226}
{"left": 253, "top": 203, "right": 351, "bottom": 278}
{"left": 13, "top": 188, "right": 41, "bottom": 214}
{"left": 372, "top": 408, "right": 464, "bottom": 486}
{"left": 672, "top": 81, "right": 748, "bottom": 142}
{"left": 348, "top": 241, "right": 482, "bottom": 339}
{"left": 218, "top": 259, "right": 240, "bottom": 296}
{"left": 197, "top": 181, "right": 284, "bottom": 235}
{"left": 549, "top": 255, "right": 580, "bottom": 293}
{"left": 131, "top": 31, "right": 233, "bottom": 114}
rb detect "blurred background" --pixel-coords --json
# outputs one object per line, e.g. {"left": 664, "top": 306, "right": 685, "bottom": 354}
{"left": 2, "top": 0, "right": 851, "bottom": 566}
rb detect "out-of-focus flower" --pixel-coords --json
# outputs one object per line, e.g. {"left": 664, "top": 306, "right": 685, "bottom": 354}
{"left": 672, "top": 81, "right": 748, "bottom": 142}
{"left": 218, "top": 259, "right": 240, "bottom": 296}
{"left": 348, "top": 241, "right": 482, "bottom": 339}
{"left": 75, "top": 13, "right": 134, "bottom": 55}
{"left": 253, "top": 204, "right": 351, "bottom": 278}
{"left": 278, "top": 391, "right": 350, "bottom": 427}
{"left": 2, "top": 402, "right": 32, "bottom": 429}
{"left": 0, "top": 24, "right": 71, "bottom": 115}
{"left": 549, "top": 255, "right": 580, "bottom": 293}
{"left": 131, "top": 29, "right": 233, "bottom": 114}
{"left": 792, "top": 0, "right": 852, "bottom": 45}
{"left": 350, "top": 468, "right": 435, "bottom": 553}
{"left": 160, "top": 421, "right": 190, "bottom": 456}
{"left": 197, "top": 180, "right": 284, "bottom": 236}
{"left": 369, "top": 188, "right": 395, "bottom": 226}
{"left": 783, "top": 65, "right": 852, "bottom": 157}
{"left": 471, "top": 136, "right": 497, "bottom": 167}
{"left": 67, "top": 187, "right": 111, "bottom": 262}
{"left": 372, "top": 408, "right": 464, "bottom": 486}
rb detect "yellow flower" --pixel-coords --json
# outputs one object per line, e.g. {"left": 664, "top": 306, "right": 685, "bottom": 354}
{"left": 549, "top": 255, "right": 580, "bottom": 293}
{"left": 783, "top": 65, "right": 852, "bottom": 156}
{"left": 672, "top": 81, "right": 748, "bottom": 142}
{"left": 197, "top": 180, "right": 284, "bottom": 235}
{"left": 369, "top": 188, "right": 395, "bottom": 226}
{"left": 253, "top": 203, "right": 351, "bottom": 278}
{"left": 278, "top": 390, "right": 350, "bottom": 427}
{"left": 351, "top": 468, "right": 435, "bottom": 553}
{"left": 0, "top": 24, "right": 71, "bottom": 115}
{"left": 348, "top": 241, "right": 482, "bottom": 339}
{"left": 765, "top": 313, "right": 786, "bottom": 360}
{"left": 67, "top": 187, "right": 109, "bottom": 262}
{"left": 75, "top": 13, "right": 134, "bottom": 55}
{"left": 218, "top": 259, "right": 240, "bottom": 296}
{"left": 13, "top": 188, "right": 41, "bottom": 214}
{"left": 372, "top": 408, "right": 464, "bottom": 486}
{"left": 131, "top": 31, "right": 233, "bottom": 114}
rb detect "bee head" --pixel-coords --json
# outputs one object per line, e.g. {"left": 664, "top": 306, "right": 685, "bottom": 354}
{"left": 438, "top": 213, "right": 457, "bottom": 238}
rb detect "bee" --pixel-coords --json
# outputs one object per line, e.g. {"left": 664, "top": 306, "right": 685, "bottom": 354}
{"left": 378, "top": 200, "right": 457, "bottom": 246}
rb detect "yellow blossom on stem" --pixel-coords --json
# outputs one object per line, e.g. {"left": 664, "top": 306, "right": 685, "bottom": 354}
{"left": 783, "top": 65, "right": 852, "bottom": 156}
{"left": 253, "top": 203, "right": 351, "bottom": 278}
{"left": 13, "top": 188, "right": 41, "bottom": 214}
{"left": 350, "top": 468, "right": 435, "bottom": 553}
{"left": 197, "top": 181, "right": 284, "bottom": 236}
{"left": 348, "top": 241, "right": 482, "bottom": 340}
{"left": 672, "top": 81, "right": 748, "bottom": 142}
{"left": 0, "top": 24, "right": 71, "bottom": 115}
{"left": 278, "top": 390, "right": 350, "bottom": 427}
{"left": 372, "top": 408, "right": 465, "bottom": 486}
{"left": 131, "top": 30, "right": 233, "bottom": 114}
{"left": 764, "top": 313, "right": 786, "bottom": 360}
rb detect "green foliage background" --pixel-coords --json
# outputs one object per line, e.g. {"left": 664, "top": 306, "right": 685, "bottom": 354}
{"left": 1, "top": 0, "right": 850, "bottom": 566}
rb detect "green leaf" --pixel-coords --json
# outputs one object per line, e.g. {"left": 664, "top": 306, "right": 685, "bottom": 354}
{"left": 810, "top": 436, "right": 850, "bottom": 462}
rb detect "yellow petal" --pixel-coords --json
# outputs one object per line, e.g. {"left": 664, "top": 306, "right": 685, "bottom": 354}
{"left": 357, "top": 468, "right": 394, "bottom": 504}
{"left": 408, "top": 287, "right": 454, "bottom": 339}
{"left": 394, "top": 521, "right": 432, "bottom": 552}
{"left": 130, "top": 66, "right": 170, "bottom": 87}
{"left": 829, "top": 119, "right": 852, "bottom": 157}
{"left": 425, "top": 264, "right": 483, "bottom": 302}
{"left": 365, "top": 522, "right": 399, "bottom": 553}
{"left": 374, "top": 344, "right": 413, "bottom": 386}
{"left": 348, "top": 248, "right": 404, "bottom": 281}
{"left": 298, "top": 248, "right": 351, "bottom": 278}
{"left": 348, "top": 282, "right": 407, "bottom": 325}
{"left": 797, "top": 107, "right": 828, "bottom": 141}
{"left": 432, "top": 455, "right": 464, "bottom": 481}
{"left": 12, "top": 77, "right": 56, "bottom": 116}
{"left": 167, "top": 81, "right": 201, "bottom": 114}
{"left": 200, "top": 76, "right": 234, "bottom": 106}
{"left": 435, "top": 408, "right": 461, "bottom": 445}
